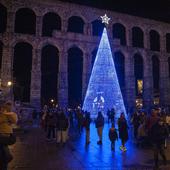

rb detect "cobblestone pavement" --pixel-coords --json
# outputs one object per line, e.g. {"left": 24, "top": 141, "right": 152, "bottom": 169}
{"left": 8, "top": 123, "right": 170, "bottom": 170}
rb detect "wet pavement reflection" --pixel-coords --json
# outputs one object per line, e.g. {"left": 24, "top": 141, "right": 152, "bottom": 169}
{"left": 8, "top": 123, "right": 170, "bottom": 170}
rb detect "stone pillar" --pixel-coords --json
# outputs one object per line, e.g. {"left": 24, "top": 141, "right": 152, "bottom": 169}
{"left": 160, "top": 34, "right": 166, "bottom": 52}
{"left": 143, "top": 53, "right": 154, "bottom": 111}
{"left": 159, "top": 57, "right": 170, "bottom": 107}
{"left": 126, "top": 27, "right": 132, "bottom": 47}
{"left": 0, "top": 9, "right": 15, "bottom": 100}
{"left": 84, "top": 23, "right": 92, "bottom": 35}
{"left": 6, "top": 11, "right": 15, "bottom": 33}
{"left": 144, "top": 29, "right": 150, "bottom": 49}
{"left": 58, "top": 51, "right": 68, "bottom": 108}
{"left": 36, "top": 15, "right": 43, "bottom": 37}
{"left": 61, "top": 19, "right": 68, "bottom": 33}
{"left": 82, "top": 52, "right": 91, "bottom": 101}
{"left": 0, "top": 44, "right": 13, "bottom": 100}
{"left": 124, "top": 51, "right": 136, "bottom": 114}
{"left": 30, "top": 48, "right": 41, "bottom": 109}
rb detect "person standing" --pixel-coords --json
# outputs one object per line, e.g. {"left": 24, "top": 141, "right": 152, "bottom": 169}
{"left": 109, "top": 123, "right": 118, "bottom": 150}
{"left": 83, "top": 112, "right": 91, "bottom": 145}
{"left": 56, "top": 111, "right": 69, "bottom": 146}
{"left": 0, "top": 102, "right": 18, "bottom": 170}
{"left": 95, "top": 112, "right": 104, "bottom": 145}
{"left": 46, "top": 111, "right": 56, "bottom": 141}
{"left": 118, "top": 113, "right": 128, "bottom": 151}
{"left": 131, "top": 111, "right": 140, "bottom": 140}
{"left": 150, "top": 117, "right": 168, "bottom": 169}
{"left": 110, "top": 108, "right": 115, "bottom": 124}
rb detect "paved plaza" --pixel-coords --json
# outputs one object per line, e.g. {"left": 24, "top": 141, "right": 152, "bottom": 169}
{"left": 8, "top": 123, "right": 170, "bottom": 170}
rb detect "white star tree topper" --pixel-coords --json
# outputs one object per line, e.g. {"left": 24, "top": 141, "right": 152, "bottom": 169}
{"left": 100, "top": 14, "right": 111, "bottom": 24}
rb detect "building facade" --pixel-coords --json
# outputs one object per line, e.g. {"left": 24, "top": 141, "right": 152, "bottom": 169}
{"left": 0, "top": 0, "right": 170, "bottom": 112}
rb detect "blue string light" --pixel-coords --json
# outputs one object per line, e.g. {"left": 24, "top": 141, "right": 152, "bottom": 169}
{"left": 82, "top": 27, "right": 127, "bottom": 118}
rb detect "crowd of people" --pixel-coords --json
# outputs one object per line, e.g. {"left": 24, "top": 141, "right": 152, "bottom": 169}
{"left": 131, "top": 108, "right": 170, "bottom": 169}
{"left": 40, "top": 106, "right": 129, "bottom": 151}
{"left": 40, "top": 105, "right": 170, "bottom": 169}
{"left": 0, "top": 101, "right": 170, "bottom": 170}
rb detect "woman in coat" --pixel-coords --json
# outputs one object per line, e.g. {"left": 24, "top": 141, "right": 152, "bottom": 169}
{"left": 118, "top": 112, "right": 128, "bottom": 151}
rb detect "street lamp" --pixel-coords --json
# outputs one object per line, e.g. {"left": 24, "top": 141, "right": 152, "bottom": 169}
{"left": 7, "top": 81, "right": 12, "bottom": 87}
{"left": 7, "top": 81, "right": 13, "bottom": 100}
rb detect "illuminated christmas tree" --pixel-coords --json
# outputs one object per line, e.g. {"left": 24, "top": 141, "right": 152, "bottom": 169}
{"left": 82, "top": 14, "right": 126, "bottom": 118}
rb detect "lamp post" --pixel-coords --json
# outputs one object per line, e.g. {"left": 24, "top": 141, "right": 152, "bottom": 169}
{"left": 7, "top": 81, "right": 13, "bottom": 101}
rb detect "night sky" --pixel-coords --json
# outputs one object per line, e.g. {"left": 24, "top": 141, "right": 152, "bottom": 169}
{"left": 60, "top": 0, "right": 170, "bottom": 24}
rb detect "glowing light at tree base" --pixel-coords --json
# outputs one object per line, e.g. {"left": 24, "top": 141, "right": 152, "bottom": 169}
{"left": 82, "top": 27, "right": 126, "bottom": 118}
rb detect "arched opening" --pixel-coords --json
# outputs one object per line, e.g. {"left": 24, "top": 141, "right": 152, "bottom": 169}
{"left": 166, "top": 33, "right": 170, "bottom": 53}
{"left": 169, "top": 57, "right": 170, "bottom": 78}
{"left": 67, "top": 16, "right": 84, "bottom": 34}
{"left": 112, "top": 23, "right": 126, "bottom": 45}
{"left": 0, "top": 3, "right": 7, "bottom": 33}
{"left": 92, "top": 19, "right": 105, "bottom": 36}
{"left": 13, "top": 42, "right": 32, "bottom": 102}
{"left": 134, "top": 54, "right": 143, "bottom": 108}
{"left": 114, "top": 51, "right": 125, "bottom": 92}
{"left": 42, "top": 12, "right": 61, "bottom": 37}
{"left": 152, "top": 55, "right": 160, "bottom": 105}
{"left": 15, "top": 8, "right": 36, "bottom": 34}
{"left": 150, "top": 30, "right": 160, "bottom": 51}
{"left": 41, "top": 45, "right": 59, "bottom": 107}
{"left": 132, "top": 27, "right": 144, "bottom": 48}
{"left": 91, "top": 48, "right": 98, "bottom": 70}
{"left": 68, "top": 47, "right": 83, "bottom": 108}
{"left": 0, "top": 41, "right": 3, "bottom": 70}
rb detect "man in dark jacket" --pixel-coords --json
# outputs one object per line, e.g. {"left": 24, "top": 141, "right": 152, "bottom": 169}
{"left": 95, "top": 112, "right": 104, "bottom": 145}
{"left": 83, "top": 112, "right": 91, "bottom": 145}
{"left": 56, "top": 111, "right": 69, "bottom": 146}
{"left": 150, "top": 117, "right": 168, "bottom": 169}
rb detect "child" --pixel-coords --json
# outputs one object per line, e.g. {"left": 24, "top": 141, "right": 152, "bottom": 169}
{"left": 109, "top": 123, "right": 118, "bottom": 150}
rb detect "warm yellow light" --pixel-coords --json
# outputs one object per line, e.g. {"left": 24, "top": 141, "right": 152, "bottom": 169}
{"left": 7, "top": 81, "right": 12, "bottom": 86}
{"left": 137, "top": 80, "right": 143, "bottom": 94}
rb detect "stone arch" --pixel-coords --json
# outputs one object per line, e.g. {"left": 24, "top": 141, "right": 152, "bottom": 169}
{"left": 152, "top": 55, "right": 160, "bottom": 95}
{"left": 67, "top": 46, "right": 83, "bottom": 107}
{"left": 112, "top": 23, "right": 126, "bottom": 45}
{"left": 133, "top": 53, "right": 144, "bottom": 98}
{"left": 42, "top": 12, "right": 61, "bottom": 37}
{"left": 15, "top": 8, "right": 36, "bottom": 35}
{"left": 132, "top": 27, "right": 144, "bottom": 48}
{"left": 150, "top": 30, "right": 160, "bottom": 51}
{"left": 67, "top": 43, "right": 85, "bottom": 55}
{"left": 41, "top": 44, "right": 59, "bottom": 106}
{"left": 0, "top": 41, "right": 3, "bottom": 70}
{"left": 11, "top": 38, "right": 34, "bottom": 49}
{"left": 0, "top": 3, "right": 7, "bottom": 33}
{"left": 67, "top": 16, "right": 85, "bottom": 34}
{"left": 166, "top": 33, "right": 170, "bottom": 53}
{"left": 114, "top": 51, "right": 125, "bottom": 92}
{"left": 91, "top": 19, "right": 105, "bottom": 36}
{"left": 13, "top": 42, "right": 33, "bottom": 102}
{"left": 37, "top": 40, "right": 62, "bottom": 52}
